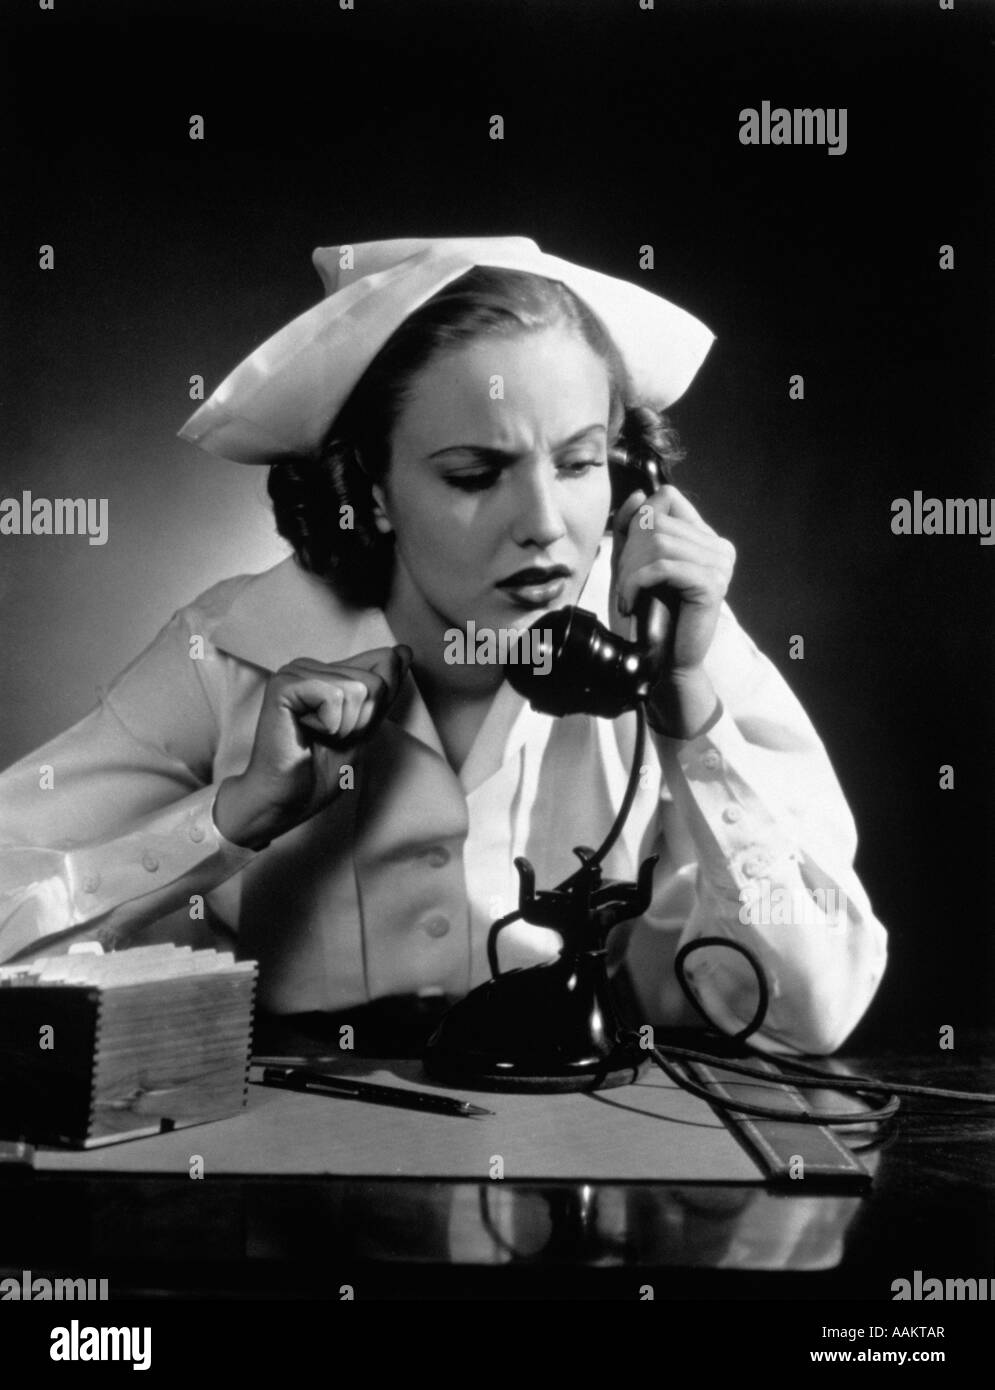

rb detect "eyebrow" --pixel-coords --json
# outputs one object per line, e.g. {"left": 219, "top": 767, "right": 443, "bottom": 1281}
{"left": 427, "top": 423, "right": 607, "bottom": 462}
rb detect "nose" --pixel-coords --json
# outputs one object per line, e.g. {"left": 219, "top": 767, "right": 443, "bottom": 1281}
{"left": 509, "top": 462, "right": 567, "bottom": 550}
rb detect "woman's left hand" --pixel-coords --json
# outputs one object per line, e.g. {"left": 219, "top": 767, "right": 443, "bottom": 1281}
{"left": 612, "top": 483, "right": 736, "bottom": 734}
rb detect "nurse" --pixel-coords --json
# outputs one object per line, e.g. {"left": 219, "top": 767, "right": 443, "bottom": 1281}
{"left": 0, "top": 237, "right": 887, "bottom": 1054}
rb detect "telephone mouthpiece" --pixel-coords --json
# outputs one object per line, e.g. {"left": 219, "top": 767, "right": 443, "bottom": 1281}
{"left": 505, "top": 606, "right": 661, "bottom": 718}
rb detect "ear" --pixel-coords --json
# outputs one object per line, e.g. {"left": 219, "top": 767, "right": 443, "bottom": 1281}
{"left": 370, "top": 482, "right": 393, "bottom": 535}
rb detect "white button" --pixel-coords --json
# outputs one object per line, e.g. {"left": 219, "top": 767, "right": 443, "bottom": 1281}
{"left": 81, "top": 872, "right": 101, "bottom": 894}
{"left": 424, "top": 847, "right": 450, "bottom": 867}
{"left": 141, "top": 851, "right": 160, "bottom": 873}
{"left": 422, "top": 914, "right": 451, "bottom": 939}
{"left": 702, "top": 750, "right": 721, "bottom": 772}
{"left": 722, "top": 805, "right": 743, "bottom": 824}
{"left": 189, "top": 824, "right": 206, "bottom": 844}
{"left": 741, "top": 855, "right": 771, "bottom": 880}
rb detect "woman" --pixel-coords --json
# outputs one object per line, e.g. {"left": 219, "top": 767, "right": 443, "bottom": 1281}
{"left": 0, "top": 236, "right": 886, "bottom": 1055}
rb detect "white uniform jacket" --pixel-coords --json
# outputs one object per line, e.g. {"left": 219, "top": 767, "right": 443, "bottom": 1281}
{"left": 0, "top": 542, "right": 887, "bottom": 1054}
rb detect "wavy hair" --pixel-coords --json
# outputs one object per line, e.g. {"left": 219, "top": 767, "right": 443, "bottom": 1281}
{"left": 267, "top": 266, "right": 686, "bottom": 607}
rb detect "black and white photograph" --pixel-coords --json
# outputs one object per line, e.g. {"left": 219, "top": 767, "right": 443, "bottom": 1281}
{"left": 0, "top": 0, "right": 992, "bottom": 1352}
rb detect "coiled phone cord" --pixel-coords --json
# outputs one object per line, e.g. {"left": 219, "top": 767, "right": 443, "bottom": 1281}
{"left": 487, "top": 703, "right": 995, "bottom": 1128}
{"left": 635, "top": 937, "right": 994, "bottom": 1126}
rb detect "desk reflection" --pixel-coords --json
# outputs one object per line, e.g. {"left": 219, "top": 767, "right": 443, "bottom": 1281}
{"left": 243, "top": 1166, "right": 874, "bottom": 1271}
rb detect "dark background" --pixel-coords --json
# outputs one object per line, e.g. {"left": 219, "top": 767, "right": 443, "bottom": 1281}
{"left": 2, "top": 0, "right": 993, "bottom": 1046}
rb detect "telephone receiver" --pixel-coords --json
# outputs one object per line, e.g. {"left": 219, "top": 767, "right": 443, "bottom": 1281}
{"left": 504, "top": 451, "right": 669, "bottom": 717}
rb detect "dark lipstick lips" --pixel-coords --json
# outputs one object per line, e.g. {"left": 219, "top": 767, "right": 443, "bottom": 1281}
{"left": 497, "top": 566, "right": 572, "bottom": 588}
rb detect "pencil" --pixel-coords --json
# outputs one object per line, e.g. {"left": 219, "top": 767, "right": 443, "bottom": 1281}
{"left": 250, "top": 1064, "right": 493, "bottom": 1118}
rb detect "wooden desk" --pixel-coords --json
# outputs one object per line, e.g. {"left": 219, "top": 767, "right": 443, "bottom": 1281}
{"left": 1, "top": 1030, "right": 992, "bottom": 1301}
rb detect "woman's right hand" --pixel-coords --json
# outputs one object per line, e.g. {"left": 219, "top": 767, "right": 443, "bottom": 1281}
{"left": 213, "top": 645, "right": 412, "bottom": 849}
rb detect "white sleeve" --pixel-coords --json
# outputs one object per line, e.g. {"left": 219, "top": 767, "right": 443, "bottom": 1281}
{"left": 0, "top": 610, "right": 257, "bottom": 964}
{"left": 637, "top": 605, "right": 887, "bottom": 1055}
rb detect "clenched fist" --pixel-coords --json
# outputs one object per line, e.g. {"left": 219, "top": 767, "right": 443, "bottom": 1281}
{"left": 214, "top": 645, "right": 412, "bottom": 849}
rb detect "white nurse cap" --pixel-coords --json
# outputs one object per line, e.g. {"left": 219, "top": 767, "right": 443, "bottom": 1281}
{"left": 178, "top": 235, "right": 714, "bottom": 465}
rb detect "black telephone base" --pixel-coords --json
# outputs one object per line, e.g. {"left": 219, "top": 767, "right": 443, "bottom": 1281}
{"left": 421, "top": 953, "right": 648, "bottom": 1093}
{"left": 422, "top": 1048, "right": 647, "bottom": 1094}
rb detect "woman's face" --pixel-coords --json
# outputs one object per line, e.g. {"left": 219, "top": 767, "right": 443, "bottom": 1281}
{"left": 375, "top": 324, "right": 614, "bottom": 642}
